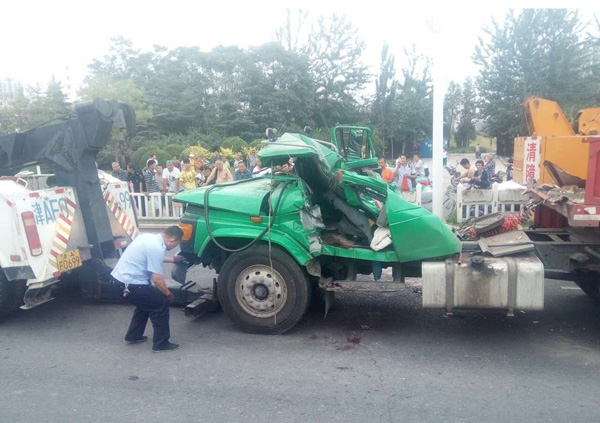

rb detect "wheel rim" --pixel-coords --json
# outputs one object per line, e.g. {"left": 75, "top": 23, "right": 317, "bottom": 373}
{"left": 234, "top": 265, "right": 288, "bottom": 318}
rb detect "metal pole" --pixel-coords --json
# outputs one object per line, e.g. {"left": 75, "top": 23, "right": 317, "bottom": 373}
{"left": 430, "top": 14, "right": 444, "bottom": 218}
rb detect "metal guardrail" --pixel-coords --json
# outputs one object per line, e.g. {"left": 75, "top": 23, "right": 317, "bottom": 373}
{"left": 456, "top": 182, "right": 528, "bottom": 223}
{"left": 130, "top": 192, "right": 182, "bottom": 220}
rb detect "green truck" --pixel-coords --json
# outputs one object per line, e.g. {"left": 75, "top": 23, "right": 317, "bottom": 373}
{"left": 173, "top": 131, "right": 544, "bottom": 334}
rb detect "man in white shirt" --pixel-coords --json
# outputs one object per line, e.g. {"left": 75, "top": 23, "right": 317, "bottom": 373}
{"left": 162, "top": 160, "right": 181, "bottom": 193}
{"left": 393, "top": 155, "right": 417, "bottom": 190}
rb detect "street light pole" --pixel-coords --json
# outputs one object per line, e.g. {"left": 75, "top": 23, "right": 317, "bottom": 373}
{"left": 428, "top": 12, "right": 445, "bottom": 218}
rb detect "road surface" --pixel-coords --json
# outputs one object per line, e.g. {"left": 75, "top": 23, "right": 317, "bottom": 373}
{"left": 1, "top": 260, "right": 599, "bottom": 423}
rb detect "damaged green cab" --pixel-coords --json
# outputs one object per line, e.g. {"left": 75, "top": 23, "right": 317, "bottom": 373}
{"left": 173, "top": 132, "right": 460, "bottom": 334}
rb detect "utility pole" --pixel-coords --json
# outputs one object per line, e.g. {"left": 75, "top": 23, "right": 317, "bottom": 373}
{"left": 427, "top": 11, "right": 445, "bottom": 218}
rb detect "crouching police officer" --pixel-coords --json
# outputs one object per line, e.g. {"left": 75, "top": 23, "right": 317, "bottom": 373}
{"left": 111, "top": 226, "right": 184, "bottom": 352}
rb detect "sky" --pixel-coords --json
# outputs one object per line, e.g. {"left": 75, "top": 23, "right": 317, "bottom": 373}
{"left": 2, "top": 1, "right": 598, "bottom": 99}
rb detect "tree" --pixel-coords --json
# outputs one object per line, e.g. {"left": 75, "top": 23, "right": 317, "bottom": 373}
{"left": 474, "top": 9, "right": 598, "bottom": 155}
{"left": 455, "top": 78, "right": 477, "bottom": 148}
{"left": 305, "top": 14, "right": 370, "bottom": 127}
{"left": 443, "top": 82, "right": 462, "bottom": 144}
{"left": 275, "top": 9, "right": 309, "bottom": 52}
{"left": 391, "top": 47, "right": 432, "bottom": 155}
{"left": 371, "top": 43, "right": 397, "bottom": 157}
{"left": 0, "top": 80, "right": 70, "bottom": 135}
{"left": 245, "top": 43, "right": 315, "bottom": 135}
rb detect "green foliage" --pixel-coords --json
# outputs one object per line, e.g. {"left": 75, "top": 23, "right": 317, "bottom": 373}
{"left": 306, "top": 14, "right": 370, "bottom": 128}
{"left": 132, "top": 146, "right": 169, "bottom": 170}
{"left": 371, "top": 127, "right": 386, "bottom": 157}
{"left": 221, "top": 136, "right": 248, "bottom": 152}
{"left": 79, "top": 75, "right": 152, "bottom": 124}
{"left": 371, "top": 43, "right": 397, "bottom": 156}
{"left": 181, "top": 146, "right": 212, "bottom": 160}
{"left": 96, "top": 147, "right": 116, "bottom": 171}
{"left": 454, "top": 78, "right": 477, "bottom": 147}
{"left": 249, "top": 140, "right": 265, "bottom": 150}
{"left": 163, "top": 144, "right": 186, "bottom": 158}
{"left": 474, "top": 9, "right": 599, "bottom": 155}
{"left": 391, "top": 47, "right": 432, "bottom": 154}
{"left": 218, "top": 147, "right": 236, "bottom": 163}
{"left": 443, "top": 82, "right": 462, "bottom": 143}
{"left": 0, "top": 80, "right": 70, "bottom": 134}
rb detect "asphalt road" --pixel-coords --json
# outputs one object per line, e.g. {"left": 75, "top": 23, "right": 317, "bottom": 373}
{"left": 1, "top": 261, "right": 599, "bottom": 423}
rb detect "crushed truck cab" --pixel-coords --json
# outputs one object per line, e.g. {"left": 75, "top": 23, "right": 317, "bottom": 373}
{"left": 174, "top": 131, "right": 484, "bottom": 334}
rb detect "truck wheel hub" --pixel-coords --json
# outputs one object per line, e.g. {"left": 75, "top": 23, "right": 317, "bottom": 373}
{"left": 235, "top": 265, "right": 287, "bottom": 318}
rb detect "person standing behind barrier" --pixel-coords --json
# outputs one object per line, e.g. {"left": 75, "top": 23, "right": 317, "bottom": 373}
{"left": 378, "top": 157, "right": 394, "bottom": 183}
{"left": 127, "top": 163, "right": 146, "bottom": 216}
{"left": 111, "top": 162, "right": 129, "bottom": 181}
{"left": 143, "top": 160, "right": 161, "bottom": 216}
{"left": 234, "top": 153, "right": 244, "bottom": 170}
{"left": 163, "top": 160, "right": 181, "bottom": 216}
{"left": 163, "top": 160, "right": 181, "bottom": 194}
{"left": 247, "top": 150, "right": 258, "bottom": 170}
{"left": 155, "top": 165, "right": 165, "bottom": 194}
{"left": 412, "top": 153, "right": 425, "bottom": 177}
{"left": 484, "top": 153, "right": 496, "bottom": 178}
{"left": 111, "top": 226, "right": 184, "bottom": 352}
{"left": 393, "top": 155, "right": 416, "bottom": 191}
{"left": 205, "top": 160, "right": 233, "bottom": 185}
{"left": 234, "top": 161, "right": 253, "bottom": 181}
{"left": 180, "top": 158, "right": 197, "bottom": 190}
{"left": 459, "top": 158, "right": 476, "bottom": 182}
{"left": 252, "top": 158, "right": 271, "bottom": 178}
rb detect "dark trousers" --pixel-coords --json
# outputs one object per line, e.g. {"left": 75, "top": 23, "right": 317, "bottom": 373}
{"left": 124, "top": 284, "right": 171, "bottom": 349}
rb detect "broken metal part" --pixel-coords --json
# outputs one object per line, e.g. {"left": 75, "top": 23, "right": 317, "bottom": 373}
{"left": 323, "top": 190, "right": 373, "bottom": 242}
{"left": 185, "top": 296, "right": 211, "bottom": 318}
{"left": 478, "top": 230, "right": 535, "bottom": 257}
{"left": 543, "top": 161, "right": 586, "bottom": 188}
{"left": 320, "top": 280, "right": 405, "bottom": 293}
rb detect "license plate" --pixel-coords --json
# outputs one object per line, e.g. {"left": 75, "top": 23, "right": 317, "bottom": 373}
{"left": 57, "top": 249, "right": 82, "bottom": 273}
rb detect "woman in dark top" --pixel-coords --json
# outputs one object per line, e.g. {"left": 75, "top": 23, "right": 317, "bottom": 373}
{"left": 471, "top": 159, "right": 491, "bottom": 189}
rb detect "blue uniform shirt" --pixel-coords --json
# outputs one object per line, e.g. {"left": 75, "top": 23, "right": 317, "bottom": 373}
{"left": 111, "top": 233, "right": 166, "bottom": 285}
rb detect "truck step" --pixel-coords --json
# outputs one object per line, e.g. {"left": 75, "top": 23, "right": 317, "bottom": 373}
{"left": 320, "top": 280, "right": 405, "bottom": 293}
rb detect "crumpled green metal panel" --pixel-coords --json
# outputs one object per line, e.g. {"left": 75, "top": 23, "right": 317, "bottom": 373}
{"left": 385, "top": 188, "right": 461, "bottom": 262}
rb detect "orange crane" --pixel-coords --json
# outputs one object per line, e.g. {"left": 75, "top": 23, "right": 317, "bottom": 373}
{"left": 514, "top": 96, "right": 600, "bottom": 185}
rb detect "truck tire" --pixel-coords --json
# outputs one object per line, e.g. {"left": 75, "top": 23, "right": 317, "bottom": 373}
{"left": 573, "top": 271, "right": 600, "bottom": 302}
{"left": 217, "top": 245, "right": 311, "bottom": 334}
{"left": 0, "top": 272, "right": 26, "bottom": 318}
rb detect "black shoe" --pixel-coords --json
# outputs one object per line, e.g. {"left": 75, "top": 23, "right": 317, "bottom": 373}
{"left": 152, "top": 342, "right": 180, "bottom": 353}
{"left": 124, "top": 336, "right": 148, "bottom": 344}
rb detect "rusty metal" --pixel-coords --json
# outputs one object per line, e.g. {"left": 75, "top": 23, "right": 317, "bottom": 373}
{"left": 319, "top": 280, "right": 405, "bottom": 293}
{"left": 543, "top": 161, "right": 586, "bottom": 188}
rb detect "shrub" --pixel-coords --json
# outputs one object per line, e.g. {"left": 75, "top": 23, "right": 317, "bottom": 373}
{"left": 163, "top": 143, "right": 185, "bottom": 159}
{"left": 221, "top": 136, "right": 248, "bottom": 152}
{"left": 96, "top": 147, "right": 115, "bottom": 171}
{"left": 218, "top": 147, "right": 236, "bottom": 164}
{"left": 132, "top": 146, "right": 170, "bottom": 170}
{"left": 181, "top": 145, "right": 212, "bottom": 161}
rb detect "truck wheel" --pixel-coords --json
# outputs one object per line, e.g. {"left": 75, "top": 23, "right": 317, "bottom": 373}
{"left": 0, "top": 272, "right": 26, "bottom": 318}
{"left": 573, "top": 271, "right": 600, "bottom": 302}
{"left": 218, "top": 245, "right": 310, "bottom": 334}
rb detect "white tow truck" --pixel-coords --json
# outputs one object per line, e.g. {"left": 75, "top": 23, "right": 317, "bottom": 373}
{"left": 0, "top": 99, "right": 139, "bottom": 317}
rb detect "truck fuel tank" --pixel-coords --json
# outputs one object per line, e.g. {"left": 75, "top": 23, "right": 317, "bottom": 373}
{"left": 422, "top": 253, "right": 544, "bottom": 313}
